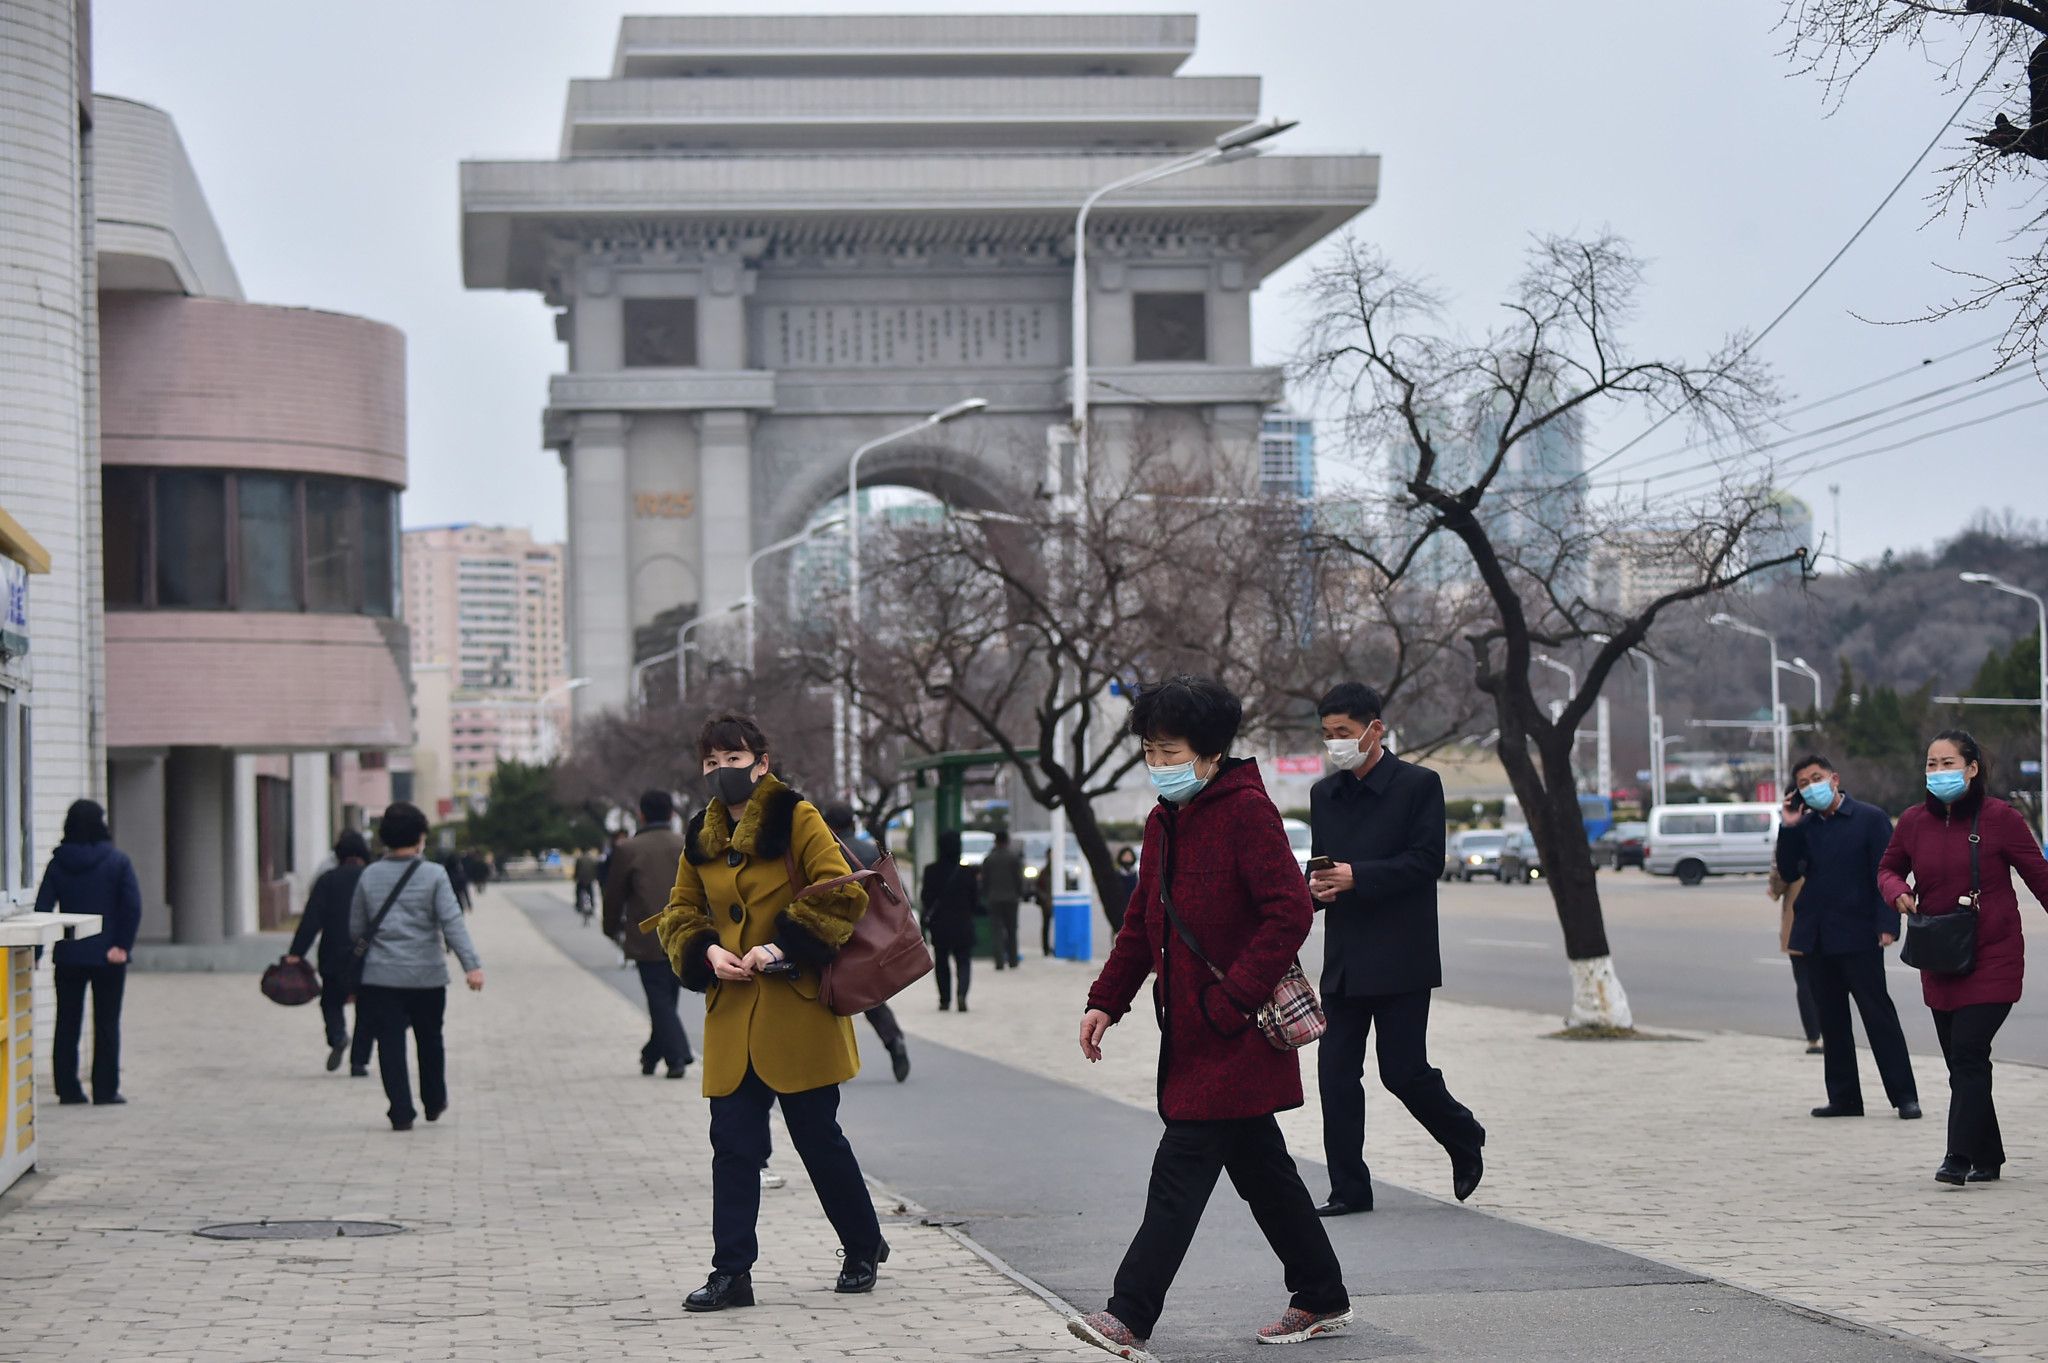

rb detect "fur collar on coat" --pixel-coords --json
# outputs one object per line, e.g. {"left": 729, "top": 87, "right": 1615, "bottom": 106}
{"left": 686, "top": 772, "right": 801, "bottom": 865}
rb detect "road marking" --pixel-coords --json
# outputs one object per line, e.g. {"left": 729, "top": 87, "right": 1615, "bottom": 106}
{"left": 1467, "top": 937, "right": 1552, "bottom": 950}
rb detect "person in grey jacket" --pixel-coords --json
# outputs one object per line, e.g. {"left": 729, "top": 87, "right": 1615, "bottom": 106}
{"left": 351, "top": 802, "right": 484, "bottom": 1131}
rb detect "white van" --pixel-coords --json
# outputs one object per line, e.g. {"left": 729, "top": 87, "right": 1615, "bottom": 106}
{"left": 1644, "top": 803, "right": 1781, "bottom": 885}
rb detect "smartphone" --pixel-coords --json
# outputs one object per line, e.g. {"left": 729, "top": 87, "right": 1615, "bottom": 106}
{"left": 1305, "top": 856, "right": 1336, "bottom": 875}
{"left": 757, "top": 959, "right": 799, "bottom": 978}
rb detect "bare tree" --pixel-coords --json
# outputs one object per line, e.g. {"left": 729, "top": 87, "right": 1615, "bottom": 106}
{"left": 1298, "top": 233, "right": 1808, "bottom": 1028}
{"left": 1781, "top": 0, "right": 2048, "bottom": 371}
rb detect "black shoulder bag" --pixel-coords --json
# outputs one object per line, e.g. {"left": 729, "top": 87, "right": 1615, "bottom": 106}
{"left": 344, "top": 859, "right": 423, "bottom": 994}
{"left": 1900, "top": 808, "right": 1981, "bottom": 976}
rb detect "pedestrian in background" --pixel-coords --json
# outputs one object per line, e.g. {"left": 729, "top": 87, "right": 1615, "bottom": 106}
{"left": 1035, "top": 848, "right": 1056, "bottom": 957}
{"left": 1879, "top": 730, "right": 2048, "bottom": 1184}
{"left": 351, "top": 802, "right": 485, "bottom": 1132}
{"left": 574, "top": 846, "right": 602, "bottom": 922}
{"left": 602, "top": 789, "right": 695, "bottom": 1080}
{"left": 443, "top": 846, "right": 473, "bottom": 912}
{"left": 920, "top": 831, "right": 980, "bottom": 1012}
{"left": 1073, "top": 676, "right": 1351, "bottom": 1358}
{"left": 1767, "top": 864, "right": 1824, "bottom": 1054}
{"left": 285, "top": 830, "right": 374, "bottom": 1075}
{"left": 981, "top": 829, "right": 1027, "bottom": 970}
{"left": 1775, "top": 753, "right": 1921, "bottom": 1120}
{"left": 34, "top": 799, "right": 141, "bottom": 1107}
{"left": 1309, "top": 682, "right": 1485, "bottom": 1216}
{"left": 1116, "top": 845, "right": 1140, "bottom": 903}
{"left": 822, "top": 802, "right": 911, "bottom": 1082}
{"left": 649, "top": 713, "right": 884, "bottom": 1313}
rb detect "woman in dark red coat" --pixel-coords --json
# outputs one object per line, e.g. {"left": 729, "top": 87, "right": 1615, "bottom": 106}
{"left": 1878, "top": 729, "right": 2048, "bottom": 1186}
{"left": 1069, "top": 676, "right": 1351, "bottom": 1362}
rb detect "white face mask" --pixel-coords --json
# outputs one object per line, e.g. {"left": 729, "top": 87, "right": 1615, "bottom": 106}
{"left": 1324, "top": 738, "right": 1367, "bottom": 772}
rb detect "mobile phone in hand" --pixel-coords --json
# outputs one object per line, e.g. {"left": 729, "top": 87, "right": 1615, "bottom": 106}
{"left": 757, "top": 958, "right": 799, "bottom": 978}
{"left": 1305, "top": 856, "right": 1336, "bottom": 876}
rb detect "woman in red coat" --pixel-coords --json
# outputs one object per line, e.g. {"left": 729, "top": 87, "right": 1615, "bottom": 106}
{"left": 1069, "top": 676, "right": 1351, "bottom": 1362}
{"left": 1878, "top": 729, "right": 2048, "bottom": 1186}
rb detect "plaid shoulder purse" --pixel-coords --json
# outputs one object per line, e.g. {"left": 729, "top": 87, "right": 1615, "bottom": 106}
{"left": 1156, "top": 819, "right": 1327, "bottom": 1052}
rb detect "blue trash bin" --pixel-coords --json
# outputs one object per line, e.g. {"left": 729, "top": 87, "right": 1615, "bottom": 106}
{"left": 1052, "top": 892, "right": 1092, "bottom": 961}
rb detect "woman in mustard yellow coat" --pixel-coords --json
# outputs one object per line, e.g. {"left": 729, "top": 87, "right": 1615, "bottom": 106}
{"left": 649, "top": 714, "right": 880, "bottom": 1314}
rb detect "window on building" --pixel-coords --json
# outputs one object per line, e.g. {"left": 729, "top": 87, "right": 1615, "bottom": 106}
{"left": 361, "top": 486, "right": 396, "bottom": 618}
{"left": 1132, "top": 291, "right": 1207, "bottom": 363}
{"left": 623, "top": 298, "right": 698, "bottom": 368}
{"left": 236, "top": 473, "right": 299, "bottom": 611}
{"left": 103, "top": 468, "right": 150, "bottom": 607}
{"left": 305, "top": 478, "right": 360, "bottom": 612}
{"left": 156, "top": 471, "right": 228, "bottom": 608}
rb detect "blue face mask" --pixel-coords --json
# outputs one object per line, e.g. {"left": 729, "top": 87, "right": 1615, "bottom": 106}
{"left": 1926, "top": 770, "right": 1970, "bottom": 803}
{"left": 1799, "top": 779, "right": 1837, "bottom": 812}
{"left": 1149, "top": 761, "right": 1210, "bottom": 804}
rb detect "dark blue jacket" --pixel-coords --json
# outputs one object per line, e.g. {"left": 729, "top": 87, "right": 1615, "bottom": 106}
{"left": 1310, "top": 754, "right": 1447, "bottom": 996}
{"left": 1774, "top": 795, "right": 1899, "bottom": 956}
{"left": 289, "top": 862, "right": 366, "bottom": 973}
{"left": 34, "top": 840, "right": 143, "bottom": 967}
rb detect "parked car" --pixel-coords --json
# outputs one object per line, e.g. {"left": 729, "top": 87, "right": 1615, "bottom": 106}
{"left": 1443, "top": 829, "right": 1508, "bottom": 882}
{"left": 1282, "top": 817, "right": 1313, "bottom": 875}
{"left": 1496, "top": 828, "right": 1543, "bottom": 883}
{"left": 959, "top": 830, "right": 995, "bottom": 867}
{"left": 1016, "top": 831, "right": 1085, "bottom": 896}
{"left": 1643, "top": 803, "right": 1780, "bottom": 885}
{"left": 1594, "top": 821, "right": 1650, "bottom": 870}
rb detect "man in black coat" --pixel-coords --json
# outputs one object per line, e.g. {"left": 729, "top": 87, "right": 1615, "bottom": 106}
{"left": 1308, "top": 683, "right": 1485, "bottom": 1215}
{"left": 34, "top": 799, "right": 143, "bottom": 1105}
{"left": 286, "top": 830, "right": 374, "bottom": 1075}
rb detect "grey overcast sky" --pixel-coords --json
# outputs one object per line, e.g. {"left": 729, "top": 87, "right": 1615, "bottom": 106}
{"left": 94, "top": 0, "right": 2044, "bottom": 560}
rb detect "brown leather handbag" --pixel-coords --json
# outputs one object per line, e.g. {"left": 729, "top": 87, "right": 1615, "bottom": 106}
{"left": 783, "top": 837, "right": 933, "bottom": 1016}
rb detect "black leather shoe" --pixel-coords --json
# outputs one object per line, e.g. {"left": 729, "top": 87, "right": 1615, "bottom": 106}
{"left": 327, "top": 1044, "right": 347, "bottom": 1072}
{"left": 57, "top": 1093, "right": 88, "bottom": 1106}
{"left": 351, "top": 1066, "right": 369, "bottom": 1077}
{"left": 666, "top": 1064, "right": 690, "bottom": 1079}
{"left": 642, "top": 1058, "right": 658, "bottom": 1076}
{"left": 1898, "top": 1102, "right": 1923, "bottom": 1120}
{"left": 1968, "top": 1164, "right": 2003, "bottom": 1183}
{"left": 958, "top": 1000, "right": 969, "bottom": 1014}
{"left": 685, "top": 1271, "right": 754, "bottom": 1313}
{"left": 1314, "top": 1197, "right": 1371, "bottom": 1217}
{"left": 939, "top": 1000, "right": 951, "bottom": 1012}
{"left": 1810, "top": 1104, "right": 1865, "bottom": 1118}
{"left": 1935, "top": 1155, "right": 1969, "bottom": 1186}
{"left": 391, "top": 1119, "right": 414, "bottom": 1132}
{"left": 94, "top": 1095, "right": 126, "bottom": 1106}
{"left": 836, "top": 1239, "right": 891, "bottom": 1294}
{"left": 889, "top": 1039, "right": 911, "bottom": 1083}
{"left": 424, "top": 1105, "right": 445, "bottom": 1123}
{"left": 1453, "top": 1148, "right": 1485, "bottom": 1203}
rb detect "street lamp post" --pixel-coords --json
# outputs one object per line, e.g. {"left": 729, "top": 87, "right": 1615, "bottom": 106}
{"left": 536, "top": 677, "right": 592, "bottom": 762}
{"left": 741, "top": 516, "right": 846, "bottom": 675}
{"left": 1710, "top": 614, "right": 1785, "bottom": 801}
{"left": 674, "top": 602, "right": 746, "bottom": 704}
{"left": 1781, "top": 657, "right": 1824, "bottom": 716}
{"left": 1961, "top": 571, "right": 2048, "bottom": 843}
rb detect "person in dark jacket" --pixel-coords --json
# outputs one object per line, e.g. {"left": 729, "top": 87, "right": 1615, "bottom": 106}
{"left": 1072, "top": 676, "right": 1351, "bottom": 1358}
{"left": 1879, "top": 730, "right": 2048, "bottom": 1184}
{"left": 920, "top": 831, "right": 980, "bottom": 1012}
{"left": 603, "top": 789, "right": 695, "bottom": 1079}
{"left": 822, "top": 802, "right": 911, "bottom": 1082}
{"left": 443, "top": 848, "right": 472, "bottom": 912}
{"left": 34, "top": 799, "right": 142, "bottom": 1106}
{"left": 1775, "top": 752, "right": 1921, "bottom": 1120}
{"left": 1307, "top": 682, "right": 1485, "bottom": 1217}
{"left": 285, "top": 831, "right": 374, "bottom": 1074}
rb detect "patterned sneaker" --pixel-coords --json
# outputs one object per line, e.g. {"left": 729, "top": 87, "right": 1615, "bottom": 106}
{"left": 759, "top": 1166, "right": 787, "bottom": 1190}
{"left": 1257, "top": 1306, "right": 1354, "bottom": 1345}
{"left": 1069, "top": 1311, "right": 1157, "bottom": 1362}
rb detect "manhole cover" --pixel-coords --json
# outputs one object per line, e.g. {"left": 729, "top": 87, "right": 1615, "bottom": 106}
{"left": 195, "top": 1220, "right": 405, "bottom": 1241}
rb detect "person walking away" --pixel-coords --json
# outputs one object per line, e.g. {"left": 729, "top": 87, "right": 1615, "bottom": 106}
{"left": 603, "top": 789, "right": 696, "bottom": 1079}
{"left": 34, "top": 800, "right": 141, "bottom": 1106}
{"left": 1775, "top": 753, "right": 1920, "bottom": 1120}
{"left": 1768, "top": 864, "right": 1824, "bottom": 1054}
{"left": 921, "top": 831, "right": 980, "bottom": 1012}
{"left": 821, "top": 802, "right": 911, "bottom": 1082}
{"left": 981, "top": 829, "right": 1027, "bottom": 970}
{"left": 285, "top": 831, "right": 374, "bottom": 1074}
{"left": 1036, "top": 848, "right": 1056, "bottom": 956}
{"left": 1878, "top": 730, "right": 2048, "bottom": 1184}
{"left": 1073, "top": 676, "right": 1351, "bottom": 1359}
{"left": 1307, "top": 683, "right": 1485, "bottom": 1217}
{"left": 351, "top": 802, "right": 485, "bottom": 1131}
{"left": 443, "top": 847, "right": 473, "bottom": 913}
{"left": 574, "top": 847, "right": 602, "bottom": 921}
{"left": 648, "top": 712, "right": 884, "bottom": 1313}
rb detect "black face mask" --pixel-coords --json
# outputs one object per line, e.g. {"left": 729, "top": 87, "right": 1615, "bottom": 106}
{"left": 706, "top": 765, "right": 760, "bottom": 810}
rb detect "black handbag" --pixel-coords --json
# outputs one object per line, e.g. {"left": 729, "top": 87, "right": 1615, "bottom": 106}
{"left": 1900, "top": 807, "right": 1981, "bottom": 976}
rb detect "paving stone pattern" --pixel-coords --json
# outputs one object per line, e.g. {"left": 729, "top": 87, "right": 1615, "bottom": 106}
{"left": 0, "top": 887, "right": 1099, "bottom": 1362}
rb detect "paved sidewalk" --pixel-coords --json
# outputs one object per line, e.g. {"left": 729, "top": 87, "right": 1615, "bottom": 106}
{"left": 888, "top": 937, "right": 2048, "bottom": 1362}
{"left": 0, "top": 886, "right": 1098, "bottom": 1362}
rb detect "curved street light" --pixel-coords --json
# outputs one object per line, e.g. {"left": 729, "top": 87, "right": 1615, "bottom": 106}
{"left": 1961, "top": 571, "right": 2048, "bottom": 842}
{"left": 1710, "top": 613, "right": 1785, "bottom": 800}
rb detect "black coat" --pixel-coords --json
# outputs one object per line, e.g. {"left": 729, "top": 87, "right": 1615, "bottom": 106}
{"left": 290, "top": 863, "right": 367, "bottom": 972}
{"left": 1774, "top": 795, "right": 1899, "bottom": 956}
{"left": 34, "top": 840, "right": 142, "bottom": 968}
{"left": 1309, "top": 755, "right": 1447, "bottom": 996}
{"left": 920, "top": 860, "right": 981, "bottom": 950}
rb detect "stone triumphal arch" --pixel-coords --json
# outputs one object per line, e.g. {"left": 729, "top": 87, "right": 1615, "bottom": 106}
{"left": 461, "top": 12, "right": 1377, "bottom": 716}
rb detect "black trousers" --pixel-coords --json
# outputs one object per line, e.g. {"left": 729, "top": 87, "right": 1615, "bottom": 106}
{"left": 635, "top": 960, "right": 695, "bottom": 1071}
{"left": 1790, "top": 954, "right": 1821, "bottom": 1044}
{"left": 1039, "top": 898, "right": 1054, "bottom": 956}
{"left": 934, "top": 944, "right": 972, "bottom": 1006}
{"left": 864, "top": 1003, "right": 903, "bottom": 1050}
{"left": 1933, "top": 1001, "right": 2013, "bottom": 1168}
{"left": 708, "top": 1066, "right": 881, "bottom": 1275}
{"left": 1318, "top": 989, "right": 1483, "bottom": 1208}
{"left": 52, "top": 963, "right": 125, "bottom": 1102}
{"left": 358, "top": 984, "right": 447, "bottom": 1125}
{"left": 319, "top": 973, "right": 375, "bottom": 1070}
{"left": 1107, "top": 1114, "right": 1348, "bottom": 1340}
{"left": 1808, "top": 947, "right": 1918, "bottom": 1110}
{"left": 988, "top": 901, "right": 1021, "bottom": 967}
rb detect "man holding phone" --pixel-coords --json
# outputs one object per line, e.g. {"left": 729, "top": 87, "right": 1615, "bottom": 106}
{"left": 1307, "top": 683, "right": 1485, "bottom": 1216}
{"left": 1774, "top": 754, "right": 1921, "bottom": 1120}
